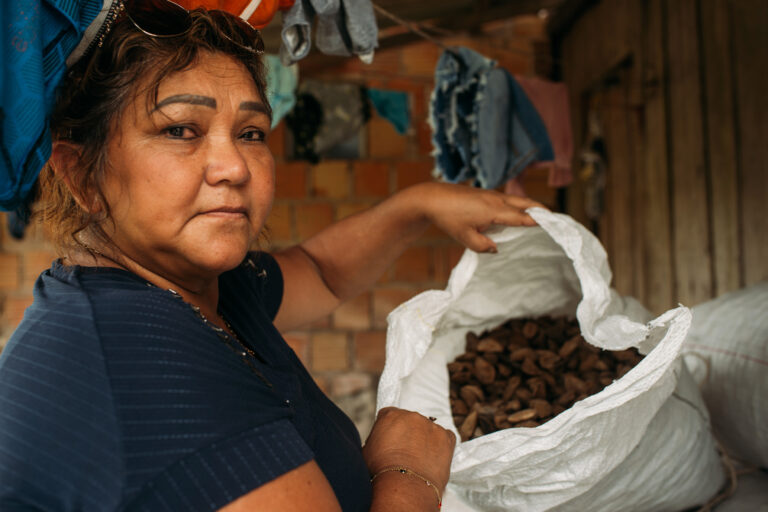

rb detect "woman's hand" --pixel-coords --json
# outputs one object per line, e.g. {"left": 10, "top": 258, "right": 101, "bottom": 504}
{"left": 413, "top": 182, "right": 547, "bottom": 253}
{"left": 362, "top": 407, "right": 456, "bottom": 492}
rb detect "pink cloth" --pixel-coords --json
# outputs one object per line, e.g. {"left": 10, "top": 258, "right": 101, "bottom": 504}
{"left": 511, "top": 76, "right": 573, "bottom": 189}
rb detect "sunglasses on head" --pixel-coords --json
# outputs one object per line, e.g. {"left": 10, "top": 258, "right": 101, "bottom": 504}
{"left": 94, "top": 0, "right": 265, "bottom": 55}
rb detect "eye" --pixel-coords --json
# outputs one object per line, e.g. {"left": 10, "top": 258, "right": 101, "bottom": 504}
{"left": 164, "top": 126, "right": 197, "bottom": 139}
{"left": 239, "top": 128, "right": 266, "bottom": 142}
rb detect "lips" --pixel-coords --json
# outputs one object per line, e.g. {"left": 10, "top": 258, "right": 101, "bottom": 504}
{"left": 200, "top": 206, "right": 248, "bottom": 216}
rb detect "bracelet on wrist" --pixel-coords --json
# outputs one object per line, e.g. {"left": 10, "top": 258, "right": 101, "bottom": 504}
{"left": 370, "top": 465, "right": 442, "bottom": 510}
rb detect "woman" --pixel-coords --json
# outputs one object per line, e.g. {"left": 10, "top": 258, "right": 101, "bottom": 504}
{"left": 0, "top": 3, "right": 543, "bottom": 511}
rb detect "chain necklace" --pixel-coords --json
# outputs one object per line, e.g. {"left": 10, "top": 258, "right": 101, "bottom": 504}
{"left": 165, "top": 288, "right": 273, "bottom": 388}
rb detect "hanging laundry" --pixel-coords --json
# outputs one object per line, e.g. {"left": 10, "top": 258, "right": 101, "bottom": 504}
{"left": 301, "top": 80, "right": 370, "bottom": 155}
{"left": 367, "top": 89, "right": 410, "bottom": 134}
{"left": 265, "top": 55, "right": 299, "bottom": 128}
{"left": 1, "top": 0, "right": 103, "bottom": 240}
{"left": 280, "top": 0, "right": 377, "bottom": 66}
{"left": 285, "top": 93, "right": 324, "bottom": 164}
{"left": 429, "top": 47, "right": 553, "bottom": 190}
{"left": 514, "top": 76, "right": 574, "bottom": 188}
{"left": 280, "top": 0, "right": 314, "bottom": 64}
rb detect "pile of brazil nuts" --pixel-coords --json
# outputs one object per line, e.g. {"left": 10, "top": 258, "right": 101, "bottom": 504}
{"left": 448, "top": 316, "right": 644, "bottom": 441}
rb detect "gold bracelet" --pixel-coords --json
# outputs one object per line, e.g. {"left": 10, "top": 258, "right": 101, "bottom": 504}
{"left": 370, "top": 465, "right": 442, "bottom": 510}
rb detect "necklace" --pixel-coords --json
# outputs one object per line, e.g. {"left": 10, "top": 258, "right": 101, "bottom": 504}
{"left": 165, "top": 288, "right": 273, "bottom": 388}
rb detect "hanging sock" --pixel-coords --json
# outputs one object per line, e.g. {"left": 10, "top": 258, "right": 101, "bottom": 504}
{"left": 315, "top": 0, "right": 377, "bottom": 61}
{"left": 280, "top": 0, "right": 315, "bottom": 65}
{"left": 367, "top": 89, "right": 410, "bottom": 134}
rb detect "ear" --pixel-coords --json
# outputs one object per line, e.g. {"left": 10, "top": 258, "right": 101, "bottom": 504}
{"left": 50, "top": 141, "right": 102, "bottom": 213}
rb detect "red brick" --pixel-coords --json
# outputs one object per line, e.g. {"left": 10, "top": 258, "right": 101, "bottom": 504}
{"left": 333, "top": 293, "right": 371, "bottom": 330}
{"left": 267, "top": 121, "right": 286, "bottom": 159}
{"left": 401, "top": 42, "right": 441, "bottom": 77}
{"left": 336, "top": 201, "right": 374, "bottom": 221}
{"left": 295, "top": 203, "right": 334, "bottom": 239}
{"left": 373, "top": 286, "right": 417, "bottom": 328}
{"left": 368, "top": 115, "right": 407, "bottom": 159}
{"left": 275, "top": 161, "right": 308, "bottom": 199}
{"left": 416, "top": 120, "right": 434, "bottom": 158}
{"left": 2, "top": 294, "right": 33, "bottom": 330}
{"left": 392, "top": 246, "right": 432, "bottom": 282}
{"left": 353, "top": 331, "right": 387, "bottom": 372}
{"left": 311, "top": 161, "right": 350, "bottom": 199}
{"left": 283, "top": 332, "right": 309, "bottom": 367}
{"left": 266, "top": 203, "right": 293, "bottom": 244}
{"left": 330, "top": 372, "right": 372, "bottom": 397}
{"left": 520, "top": 167, "right": 558, "bottom": 209}
{"left": 359, "top": 47, "right": 401, "bottom": 75}
{"left": 311, "top": 332, "right": 349, "bottom": 371}
{"left": 22, "top": 250, "right": 56, "bottom": 287}
{"left": 433, "top": 244, "right": 466, "bottom": 283}
{"left": 353, "top": 161, "right": 390, "bottom": 197}
{"left": 0, "top": 253, "right": 20, "bottom": 291}
{"left": 395, "top": 160, "right": 434, "bottom": 190}
{"left": 312, "top": 374, "right": 330, "bottom": 395}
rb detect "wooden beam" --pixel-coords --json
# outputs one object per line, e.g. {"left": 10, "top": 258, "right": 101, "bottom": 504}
{"left": 700, "top": 0, "right": 741, "bottom": 295}
{"left": 640, "top": 0, "right": 674, "bottom": 313}
{"left": 732, "top": 0, "right": 768, "bottom": 287}
{"left": 666, "top": 0, "right": 713, "bottom": 306}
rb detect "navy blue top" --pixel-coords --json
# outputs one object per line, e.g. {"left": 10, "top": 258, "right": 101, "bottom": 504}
{"left": 0, "top": 253, "right": 372, "bottom": 511}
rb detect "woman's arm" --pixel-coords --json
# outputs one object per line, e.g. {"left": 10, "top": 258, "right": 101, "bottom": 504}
{"left": 218, "top": 408, "right": 454, "bottom": 512}
{"left": 273, "top": 182, "right": 543, "bottom": 332}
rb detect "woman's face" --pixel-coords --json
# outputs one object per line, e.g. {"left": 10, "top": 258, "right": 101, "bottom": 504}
{"left": 100, "top": 51, "right": 274, "bottom": 288}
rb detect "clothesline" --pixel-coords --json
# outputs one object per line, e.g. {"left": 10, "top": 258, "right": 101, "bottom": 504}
{"left": 371, "top": 2, "right": 556, "bottom": 63}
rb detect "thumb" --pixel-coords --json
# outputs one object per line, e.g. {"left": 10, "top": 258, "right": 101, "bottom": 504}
{"left": 461, "top": 229, "right": 497, "bottom": 253}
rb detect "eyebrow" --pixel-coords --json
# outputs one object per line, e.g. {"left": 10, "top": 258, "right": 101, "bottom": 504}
{"left": 240, "top": 101, "right": 271, "bottom": 118}
{"left": 153, "top": 95, "right": 270, "bottom": 119}
{"left": 154, "top": 94, "right": 216, "bottom": 111}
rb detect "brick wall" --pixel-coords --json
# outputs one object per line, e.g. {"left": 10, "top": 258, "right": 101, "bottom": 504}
{"left": 0, "top": 15, "right": 554, "bottom": 439}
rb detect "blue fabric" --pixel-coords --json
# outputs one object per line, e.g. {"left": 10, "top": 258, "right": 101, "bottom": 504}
{"left": 429, "top": 47, "right": 554, "bottom": 189}
{"left": 0, "top": 253, "right": 372, "bottom": 511}
{"left": 367, "top": 88, "right": 410, "bottom": 134}
{"left": 1, "top": 0, "right": 102, "bottom": 212}
{"left": 265, "top": 54, "right": 298, "bottom": 129}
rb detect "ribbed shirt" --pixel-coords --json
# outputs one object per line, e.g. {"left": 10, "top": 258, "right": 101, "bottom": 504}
{"left": 0, "top": 253, "right": 372, "bottom": 511}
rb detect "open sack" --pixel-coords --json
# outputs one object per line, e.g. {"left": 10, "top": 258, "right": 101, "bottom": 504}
{"left": 377, "top": 209, "right": 725, "bottom": 511}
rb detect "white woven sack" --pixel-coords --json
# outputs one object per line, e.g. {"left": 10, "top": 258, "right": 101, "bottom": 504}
{"left": 681, "top": 281, "right": 768, "bottom": 468}
{"left": 377, "top": 208, "right": 724, "bottom": 511}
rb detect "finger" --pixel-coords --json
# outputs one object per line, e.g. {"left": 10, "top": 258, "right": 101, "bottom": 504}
{"left": 503, "top": 195, "right": 548, "bottom": 211}
{"left": 493, "top": 208, "right": 539, "bottom": 227}
{"left": 462, "top": 229, "right": 498, "bottom": 253}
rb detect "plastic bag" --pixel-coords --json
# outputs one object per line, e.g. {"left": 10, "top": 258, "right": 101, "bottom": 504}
{"left": 682, "top": 281, "right": 768, "bottom": 468}
{"left": 378, "top": 208, "right": 724, "bottom": 511}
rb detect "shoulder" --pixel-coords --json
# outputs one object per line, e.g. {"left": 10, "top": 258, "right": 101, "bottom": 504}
{"left": 0, "top": 266, "right": 124, "bottom": 510}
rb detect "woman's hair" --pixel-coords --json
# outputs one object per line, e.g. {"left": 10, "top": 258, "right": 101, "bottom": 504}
{"left": 38, "top": 8, "right": 271, "bottom": 254}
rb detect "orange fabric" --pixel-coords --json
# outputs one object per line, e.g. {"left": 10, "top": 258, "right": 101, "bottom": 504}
{"left": 174, "top": 0, "right": 292, "bottom": 29}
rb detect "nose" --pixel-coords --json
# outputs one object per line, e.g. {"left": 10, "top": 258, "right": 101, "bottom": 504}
{"left": 203, "top": 136, "right": 250, "bottom": 186}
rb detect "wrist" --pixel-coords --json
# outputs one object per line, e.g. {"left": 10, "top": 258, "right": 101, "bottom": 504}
{"left": 370, "top": 466, "right": 442, "bottom": 511}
